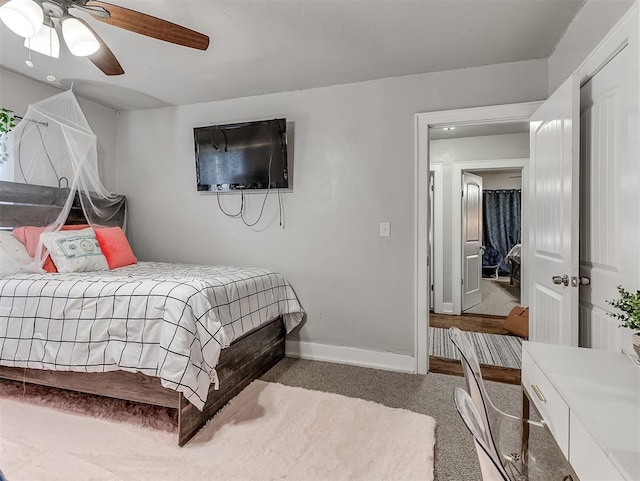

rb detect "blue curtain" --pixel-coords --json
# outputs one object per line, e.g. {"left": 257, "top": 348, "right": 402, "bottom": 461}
{"left": 482, "top": 189, "right": 521, "bottom": 275}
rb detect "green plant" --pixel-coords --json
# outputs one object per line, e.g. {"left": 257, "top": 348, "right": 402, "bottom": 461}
{"left": 607, "top": 286, "right": 640, "bottom": 332}
{"left": 0, "top": 107, "right": 15, "bottom": 134}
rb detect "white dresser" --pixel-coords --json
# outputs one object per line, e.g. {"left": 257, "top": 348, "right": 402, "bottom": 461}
{"left": 522, "top": 342, "right": 640, "bottom": 481}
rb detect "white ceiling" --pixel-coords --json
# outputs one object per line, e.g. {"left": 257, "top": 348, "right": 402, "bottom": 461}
{"left": 0, "top": 0, "right": 587, "bottom": 111}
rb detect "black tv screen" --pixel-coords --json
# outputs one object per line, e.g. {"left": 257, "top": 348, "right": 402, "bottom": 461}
{"left": 194, "top": 118, "right": 288, "bottom": 192}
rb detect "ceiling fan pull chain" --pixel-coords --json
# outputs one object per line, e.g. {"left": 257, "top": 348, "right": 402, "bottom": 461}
{"left": 25, "top": 38, "right": 34, "bottom": 68}
{"left": 47, "top": 24, "right": 56, "bottom": 82}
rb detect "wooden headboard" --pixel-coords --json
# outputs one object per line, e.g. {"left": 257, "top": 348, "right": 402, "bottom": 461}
{"left": 0, "top": 180, "right": 126, "bottom": 230}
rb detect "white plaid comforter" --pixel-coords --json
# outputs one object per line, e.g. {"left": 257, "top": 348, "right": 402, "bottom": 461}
{"left": 0, "top": 262, "right": 304, "bottom": 409}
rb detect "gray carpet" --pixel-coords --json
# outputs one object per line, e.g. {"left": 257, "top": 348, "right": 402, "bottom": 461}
{"left": 261, "top": 358, "right": 522, "bottom": 481}
{"left": 430, "top": 327, "right": 523, "bottom": 368}
{"left": 464, "top": 277, "right": 520, "bottom": 316}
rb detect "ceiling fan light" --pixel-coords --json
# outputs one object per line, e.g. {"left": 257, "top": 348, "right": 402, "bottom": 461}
{"left": 62, "top": 17, "right": 100, "bottom": 56}
{"left": 24, "top": 24, "right": 60, "bottom": 58}
{"left": 0, "top": 0, "right": 43, "bottom": 38}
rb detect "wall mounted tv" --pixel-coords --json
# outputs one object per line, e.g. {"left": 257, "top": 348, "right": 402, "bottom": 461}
{"left": 194, "top": 118, "right": 288, "bottom": 192}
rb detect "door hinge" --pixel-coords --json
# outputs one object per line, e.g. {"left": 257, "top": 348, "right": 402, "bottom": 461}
{"left": 461, "top": 190, "right": 464, "bottom": 197}
{"left": 461, "top": 278, "right": 464, "bottom": 285}
{"left": 430, "top": 184, "right": 434, "bottom": 192}
{"left": 431, "top": 285, "right": 434, "bottom": 291}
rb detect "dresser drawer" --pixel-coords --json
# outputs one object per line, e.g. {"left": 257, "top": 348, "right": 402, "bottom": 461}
{"left": 569, "top": 411, "right": 624, "bottom": 481}
{"left": 521, "top": 349, "right": 570, "bottom": 457}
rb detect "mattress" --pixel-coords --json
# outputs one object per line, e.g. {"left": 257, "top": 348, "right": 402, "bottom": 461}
{"left": 0, "top": 262, "right": 304, "bottom": 409}
{"left": 505, "top": 243, "right": 522, "bottom": 263}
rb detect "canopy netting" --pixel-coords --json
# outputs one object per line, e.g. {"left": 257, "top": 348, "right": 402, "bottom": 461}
{"left": 0, "top": 89, "right": 125, "bottom": 269}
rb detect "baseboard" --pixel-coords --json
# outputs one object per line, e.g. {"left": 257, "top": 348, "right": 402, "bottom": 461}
{"left": 285, "top": 340, "right": 416, "bottom": 374}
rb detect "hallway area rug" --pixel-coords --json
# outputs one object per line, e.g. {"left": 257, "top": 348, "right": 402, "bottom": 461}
{"left": 0, "top": 380, "right": 436, "bottom": 481}
{"left": 430, "top": 327, "right": 522, "bottom": 369}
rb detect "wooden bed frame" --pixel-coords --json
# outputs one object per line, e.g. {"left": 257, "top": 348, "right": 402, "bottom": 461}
{"left": 0, "top": 319, "right": 284, "bottom": 446}
{"left": 0, "top": 180, "right": 286, "bottom": 445}
{"left": 509, "top": 258, "right": 521, "bottom": 285}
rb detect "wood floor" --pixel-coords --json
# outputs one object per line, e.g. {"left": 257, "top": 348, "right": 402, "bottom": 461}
{"left": 429, "top": 312, "right": 521, "bottom": 385}
{"left": 430, "top": 312, "right": 509, "bottom": 335}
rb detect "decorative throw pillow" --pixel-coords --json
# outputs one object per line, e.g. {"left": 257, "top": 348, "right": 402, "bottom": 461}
{"left": 12, "top": 224, "right": 90, "bottom": 273}
{"left": 12, "top": 226, "right": 57, "bottom": 272}
{"left": 94, "top": 226, "right": 137, "bottom": 269}
{"left": 40, "top": 227, "right": 108, "bottom": 273}
{"left": 0, "top": 231, "right": 44, "bottom": 277}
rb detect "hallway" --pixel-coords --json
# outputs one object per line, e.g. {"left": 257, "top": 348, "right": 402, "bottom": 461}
{"left": 428, "top": 313, "right": 522, "bottom": 384}
{"left": 463, "top": 276, "right": 520, "bottom": 317}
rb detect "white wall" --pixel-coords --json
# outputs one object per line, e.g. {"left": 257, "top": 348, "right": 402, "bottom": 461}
{"left": 430, "top": 133, "right": 529, "bottom": 163}
{"left": 0, "top": 68, "right": 118, "bottom": 190}
{"left": 430, "top": 133, "right": 528, "bottom": 307}
{"left": 115, "top": 59, "right": 547, "bottom": 360}
{"left": 548, "top": 0, "right": 635, "bottom": 93}
{"left": 478, "top": 171, "right": 522, "bottom": 190}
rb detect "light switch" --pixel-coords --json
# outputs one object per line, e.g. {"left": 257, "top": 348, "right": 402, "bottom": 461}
{"left": 379, "top": 222, "right": 390, "bottom": 238}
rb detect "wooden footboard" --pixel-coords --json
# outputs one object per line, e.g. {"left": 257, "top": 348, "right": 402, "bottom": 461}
{"left": 0, "top": 317, "right": 285, "bottom": 446}
{"left": 178, "top": 317, "right": 285, "bottom": 445}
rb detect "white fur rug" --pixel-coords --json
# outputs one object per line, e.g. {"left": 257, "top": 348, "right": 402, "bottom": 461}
{"left": 0, "top": 380, "right": 436, "bottom": 481}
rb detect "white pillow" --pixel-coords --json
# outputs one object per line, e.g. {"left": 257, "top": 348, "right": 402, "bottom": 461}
{"left": 0, "top": 231, "right": 43, "bottom": 277}
{"left": 40, "top": 227, "right": 108, "bottom": 273}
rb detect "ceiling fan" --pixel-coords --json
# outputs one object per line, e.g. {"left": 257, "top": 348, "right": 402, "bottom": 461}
{"left": 0, "top": 0, "right": 210, "bottom": 76}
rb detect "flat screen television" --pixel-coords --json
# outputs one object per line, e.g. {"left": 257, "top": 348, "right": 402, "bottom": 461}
{"left": 194, "top": 118, "right": 288, "bottom": 192}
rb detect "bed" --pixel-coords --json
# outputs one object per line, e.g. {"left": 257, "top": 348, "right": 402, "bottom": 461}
{"left": 505, "top": 243, "right": 521, "bottom": 285}
{"left": 0, "top": 181, "right": 304, "bottom": 445}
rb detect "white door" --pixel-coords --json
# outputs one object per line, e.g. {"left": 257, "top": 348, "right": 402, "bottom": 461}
{"left": 579, "top": 44, "right": 638, "bottom": 353}
{"left": 528, "top": 76, "right": 580, "bottom": 345}
{"left": 462, "top": 172, "right": 483, "bottom": 311}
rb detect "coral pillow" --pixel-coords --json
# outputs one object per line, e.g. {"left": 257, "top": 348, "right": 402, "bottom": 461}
{"left": 12, "top": 225, "right": 90, "bottom": 273}
{"left": 94, "top": 226, "right": 137, "bottom": 269}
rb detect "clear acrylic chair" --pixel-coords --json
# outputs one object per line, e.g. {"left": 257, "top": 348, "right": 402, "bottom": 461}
{"left": 448, "top": 327, "right": 573, "bottom": 481}
{"left": 454, "top": 386, "right": 511, "bottom": 481}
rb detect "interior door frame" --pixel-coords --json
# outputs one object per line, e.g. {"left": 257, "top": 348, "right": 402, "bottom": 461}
{"left": 430, "top": 164, "right": 444, "bottom": 313}
{"left": 454, "top": 160, "right": 527, "bottom": 315}
{"left": 565, "top": 4, "right": 634, "bottom": 90}
{"left": 415, "top": 102, "right": 541, "bottom": 375}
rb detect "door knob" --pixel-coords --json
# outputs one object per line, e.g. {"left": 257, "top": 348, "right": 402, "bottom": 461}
{"left": 552, "top": 275, "right": 569, "bottom": 286}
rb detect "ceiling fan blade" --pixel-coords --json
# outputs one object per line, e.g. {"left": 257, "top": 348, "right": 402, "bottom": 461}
{"left": 84, "top": 1, "right": 209, "bottom": 51}
{"left": 74, "top": 18, "right": 124, "bottom": 75}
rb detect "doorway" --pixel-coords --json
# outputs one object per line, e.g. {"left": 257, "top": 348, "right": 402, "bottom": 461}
{"left": 425, "top": 120, "right": 531, "bottom": 380}
{"left": 428, "top": 122, "right": 528, "bottom": 317}
{"left": 414, "top": 102, "right": 541, "bottom": 375}
{"left": 462, "top": 168, "right": 523, "bottom": 317}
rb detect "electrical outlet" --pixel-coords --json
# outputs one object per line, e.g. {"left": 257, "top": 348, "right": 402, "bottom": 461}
{"left": 379, "top": 222, "right": 390, "bottom": 238}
